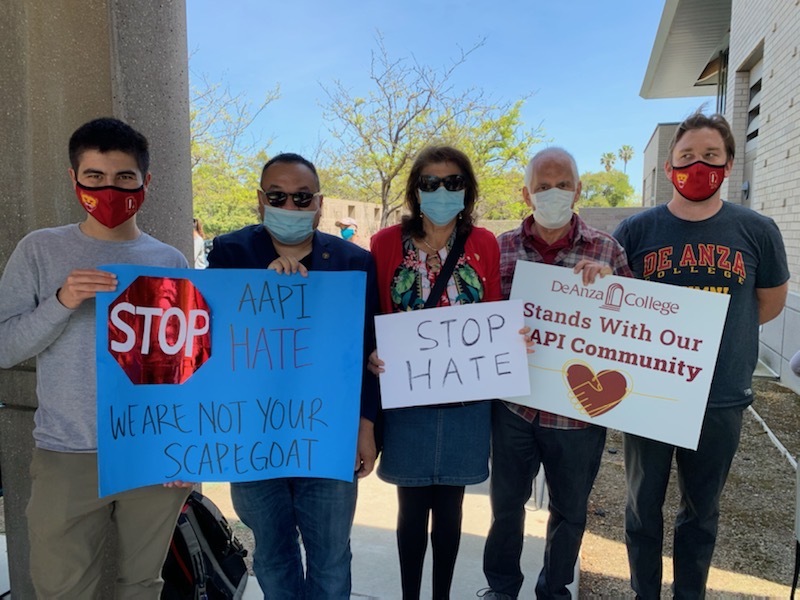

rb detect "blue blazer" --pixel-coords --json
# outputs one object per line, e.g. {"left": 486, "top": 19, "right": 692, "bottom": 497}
{"left": 207, "top": 225, "right": 379, "bottom": 422}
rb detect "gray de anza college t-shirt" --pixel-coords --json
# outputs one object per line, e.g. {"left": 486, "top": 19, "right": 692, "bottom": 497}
{"left": 0, "top": 223, "right": 188, "bottom": 452}
{"left": 613, "top": 202, "right": 788, "bottom": 408}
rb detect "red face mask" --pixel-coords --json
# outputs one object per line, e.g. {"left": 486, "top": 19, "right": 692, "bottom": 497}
{"left": 670, "top": 161, "right": 726, "bottom": 202}
{"left": 75, "top": 182, "right": 145, "bottom": 229}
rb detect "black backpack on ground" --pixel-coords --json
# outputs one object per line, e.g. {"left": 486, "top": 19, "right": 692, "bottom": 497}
{"left": 161, "top": 491, "right": 249, "bottom": 600}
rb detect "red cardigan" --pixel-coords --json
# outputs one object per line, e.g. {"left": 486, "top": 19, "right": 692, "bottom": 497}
{"left": 370, "top": 224, "right": 502, "bottom": 314}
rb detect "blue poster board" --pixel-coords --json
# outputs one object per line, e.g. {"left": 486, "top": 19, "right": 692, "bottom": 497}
{"left": 95, "top": 266, "right": 366, "bottom": 496}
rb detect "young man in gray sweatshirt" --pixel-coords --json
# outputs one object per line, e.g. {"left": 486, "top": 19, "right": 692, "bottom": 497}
{"left": 0, "top": 118, "right": 191, "bottom": 598}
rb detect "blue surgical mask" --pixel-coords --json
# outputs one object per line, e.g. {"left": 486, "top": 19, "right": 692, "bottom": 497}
{"left": 341, "top": 227, "right": 355, "bottom": 240}
{"left": 419, "top": 188, "right": 465, "bottom": 226}
{"left": 262, "top": 204, "right": 316, "bottom": 245}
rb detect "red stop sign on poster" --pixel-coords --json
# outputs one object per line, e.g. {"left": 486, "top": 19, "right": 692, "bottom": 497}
{"left": 108, "top": 276, "right": 211, "bottom": 384}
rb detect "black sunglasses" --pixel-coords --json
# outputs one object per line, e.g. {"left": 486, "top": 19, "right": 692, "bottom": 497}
{"left": 418, "top": 174, "right": 467, "bottom": 193}
{"left": 259, "top": 189, "right": 320, "bottom": 208}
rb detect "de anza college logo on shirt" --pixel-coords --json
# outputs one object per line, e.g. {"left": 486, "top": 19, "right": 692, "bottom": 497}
{"left": 641, "top": 243, "right": 747, "bottom": 291}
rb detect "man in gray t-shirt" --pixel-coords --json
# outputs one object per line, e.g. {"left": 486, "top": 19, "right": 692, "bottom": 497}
{"left": 0, "top": 118, "right": 190, "bottom": 598}
{"left": 613, "top": 111, "right": 789, "bottom": 599}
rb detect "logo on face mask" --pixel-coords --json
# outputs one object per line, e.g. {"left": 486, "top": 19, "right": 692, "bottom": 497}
{"left": 76, "top": 182, "right": 145, "bottom": 229}
{"left": 670, "top": 161, "right": 726, "bottom": 202}
{"left": 80, "top": 193, "right": 98, "bottom": 210}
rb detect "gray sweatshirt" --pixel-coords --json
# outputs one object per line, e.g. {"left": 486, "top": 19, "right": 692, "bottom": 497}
{"left": 0, "top": 223, "right": 188, "bottom": 452}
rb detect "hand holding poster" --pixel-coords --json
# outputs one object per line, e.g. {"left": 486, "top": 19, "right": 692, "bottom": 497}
{"left": 96, "top": 266, "right": 367, "bottom": 496}
{"left": 506, "top": 261, "right": 730, "bottom": 449}
{"left": 374, "top": 300, "right": 531, "bottom": 409}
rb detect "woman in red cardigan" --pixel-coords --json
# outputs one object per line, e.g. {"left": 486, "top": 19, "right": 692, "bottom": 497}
{"left": 369, "top": 146, "right": 501, "bottom": 599}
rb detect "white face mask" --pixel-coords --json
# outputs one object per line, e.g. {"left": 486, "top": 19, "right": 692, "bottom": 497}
{"left": 531, "top": 188, "right": 575, "bottom": 229}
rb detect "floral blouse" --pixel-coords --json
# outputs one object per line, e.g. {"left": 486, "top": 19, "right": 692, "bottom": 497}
{"left": 390, "top": 232, "right": 484, "bottom": 311}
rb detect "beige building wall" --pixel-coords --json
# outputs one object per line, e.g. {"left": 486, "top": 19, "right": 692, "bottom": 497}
{"left": 642, "top": 123, "right": 679, "bottom": 206}
{"left": 723, "top": 0, "right": 800, "bottom": 391}
{"left": 724, "top": 1, "right": 800, "bottom": 385}
{"left": 317, "top": 206, "right": 638, "bottom": 243}
{"left": 578, "top": 207, "right": 647, "bottom": 236}
{"left": 318, "top": 197, "right": 403, "bottom": 246}
{"left": 726, "top": 1, "right": 800, "bottom": 289}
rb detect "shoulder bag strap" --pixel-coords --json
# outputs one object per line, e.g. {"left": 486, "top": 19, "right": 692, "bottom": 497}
{"left": 424, "top": 231, "right": 467, "bottom": 309}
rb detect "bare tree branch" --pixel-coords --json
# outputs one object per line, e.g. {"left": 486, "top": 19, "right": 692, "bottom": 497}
{"left": 318, "top": 34, "right": 541, "bottom": 225}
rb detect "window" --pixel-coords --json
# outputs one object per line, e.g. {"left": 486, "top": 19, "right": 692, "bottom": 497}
{"left": 745, "top": 60, "right": 762, "bottom": 154}
{"left": 716, "top": 49, "right": 729, "bottom": 114}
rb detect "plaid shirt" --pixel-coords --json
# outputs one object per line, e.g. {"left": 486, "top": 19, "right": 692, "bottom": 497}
{"left": 498, "top": 214, "right": 633, "bottom": 429}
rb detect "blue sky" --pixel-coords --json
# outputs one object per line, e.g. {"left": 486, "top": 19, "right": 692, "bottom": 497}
{"left": 186, "top": 1, "right": 713, "bottom": 198}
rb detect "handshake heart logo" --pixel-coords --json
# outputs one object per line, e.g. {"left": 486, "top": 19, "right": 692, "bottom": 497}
{"left": 563, "top": 361, "right": 630, "bottom": 417}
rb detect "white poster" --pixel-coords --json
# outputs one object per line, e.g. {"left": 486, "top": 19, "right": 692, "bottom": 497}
{"left": 506, "top": 261, "right": 730, "bottom": 449}
{"left": 375, "top": 300, "right": 531, "bottom": 409}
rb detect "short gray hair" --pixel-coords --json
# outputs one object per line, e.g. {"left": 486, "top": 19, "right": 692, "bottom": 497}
{"left": 524, "top": 147, "right": 580, "bottom": 190}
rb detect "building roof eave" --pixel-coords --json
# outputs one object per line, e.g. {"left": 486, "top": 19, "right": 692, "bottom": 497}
{"left": 641, "top": 0, "right": 732, "bottom": 99}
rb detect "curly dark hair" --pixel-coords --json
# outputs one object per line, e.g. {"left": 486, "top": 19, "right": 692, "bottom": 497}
{"left": 400, "top": 145, "right": 478, "bottom": 239}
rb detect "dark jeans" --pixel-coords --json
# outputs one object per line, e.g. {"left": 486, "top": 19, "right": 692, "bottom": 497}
{"left": 624, "top": 405, "right": 744, "bottom": 600}
{"left": 230, "top": 477, "right": 357, "bottom": 599}
{"left": 483, "top": 403, "right": 606, "bottom": 599}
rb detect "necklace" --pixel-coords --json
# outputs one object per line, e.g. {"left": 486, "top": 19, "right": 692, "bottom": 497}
{"left": 419, "top": 237, "right": 444, "bottom": 255}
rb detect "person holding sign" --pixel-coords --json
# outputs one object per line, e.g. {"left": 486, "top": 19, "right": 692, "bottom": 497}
{"left": 613, "top": 111, "right": 789, "bottom": 599}
{"left": 207, "top": 153, "right": 379, "bottom": 599}
{"left": 369, "top": 145, "right": 502, "bottom": 600}
{"left": 481, "top": 148, "right": 632, "bottom": 600}
{"left": 0, "top": 118, "right": 191, "bottom": 598}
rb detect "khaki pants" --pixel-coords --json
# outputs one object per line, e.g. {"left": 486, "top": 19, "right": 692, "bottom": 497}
{"left": 26, "top": 449, "right": 189, "bottom": 599}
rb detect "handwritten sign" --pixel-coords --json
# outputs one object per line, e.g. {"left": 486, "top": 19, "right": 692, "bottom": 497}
{"left": 505, "top": 261, "right": 730, "bottom": 449}
{"left": 95, "top": 266, "right": 366, "bottom": 496}
{"left": 375, "top": 300, "right": 530, "bottom": 409}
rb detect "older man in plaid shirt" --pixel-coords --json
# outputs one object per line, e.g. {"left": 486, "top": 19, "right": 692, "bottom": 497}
{"left": 481, "top": 148, "right": 632, "bottom": 600}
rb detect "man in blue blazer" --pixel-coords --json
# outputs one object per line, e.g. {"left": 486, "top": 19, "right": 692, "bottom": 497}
{"left": 208, "top": 153, "right": 379, "bottom": 599}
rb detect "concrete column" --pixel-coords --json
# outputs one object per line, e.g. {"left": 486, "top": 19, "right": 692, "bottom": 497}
{"left": 108, "top": 0, "right": 194, "bottom": 251}
{"left": 0, "top": 0, "right": 192, "bottom": 596}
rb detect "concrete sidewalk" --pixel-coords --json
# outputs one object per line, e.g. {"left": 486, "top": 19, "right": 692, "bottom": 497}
{"left": 204, "top": 472, "right": 578, "bottom": 599}
{"left": 0, "top": 473, "right": 575, "bottom": 599}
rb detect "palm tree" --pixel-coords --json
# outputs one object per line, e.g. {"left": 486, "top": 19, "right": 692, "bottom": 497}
{"left": 618, "top": 145, "right": 634, "bottom": 173}
{"left": 600, "top": 152, "right": 616, "bottom": 172}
